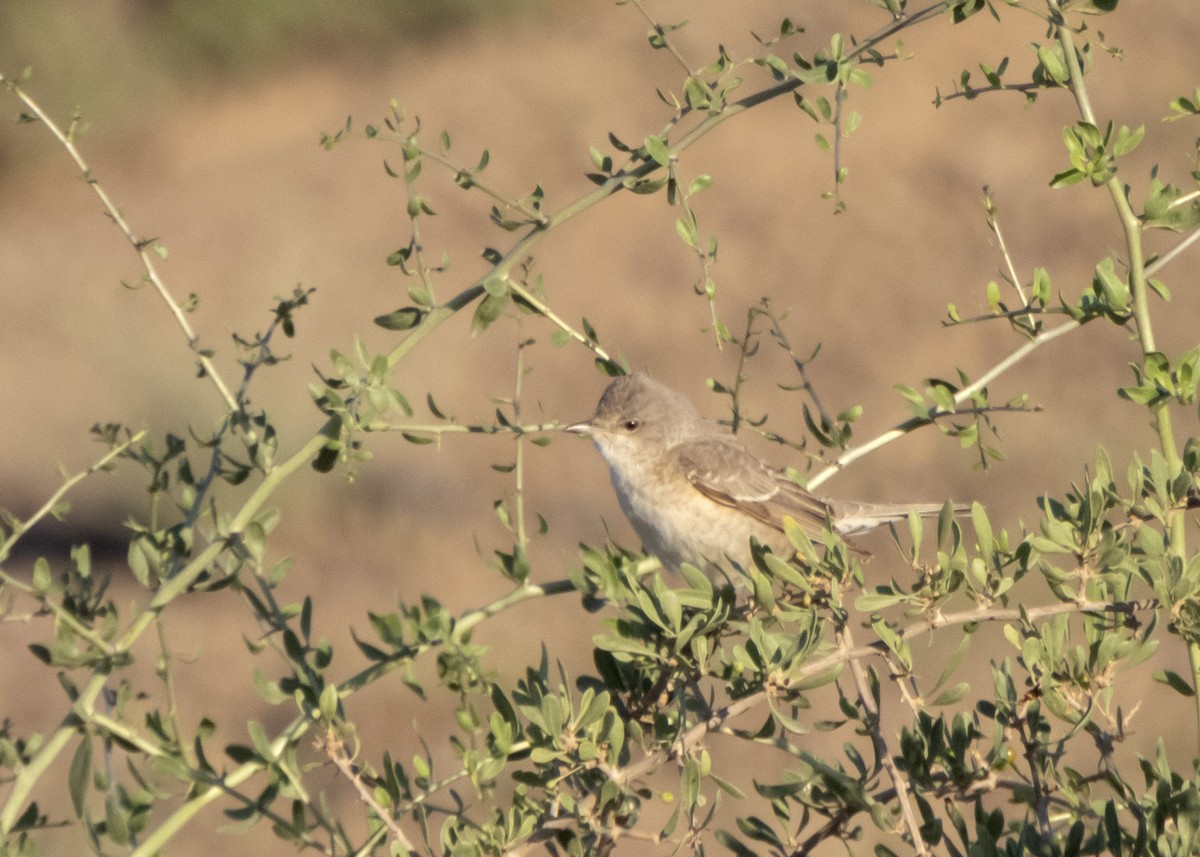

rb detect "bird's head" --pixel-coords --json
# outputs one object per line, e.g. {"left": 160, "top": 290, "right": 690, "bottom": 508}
{"left": 564, "top": 373, "right": 703, "bottom": 463}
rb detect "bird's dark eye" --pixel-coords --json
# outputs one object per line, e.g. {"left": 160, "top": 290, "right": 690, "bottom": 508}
{"left": 622, "top": 419, "right": 640, "bottom": 432}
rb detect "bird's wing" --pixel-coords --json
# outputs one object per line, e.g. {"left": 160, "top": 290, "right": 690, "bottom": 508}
{"left": 671, "top": 437, "right": 832, "bottom": 536}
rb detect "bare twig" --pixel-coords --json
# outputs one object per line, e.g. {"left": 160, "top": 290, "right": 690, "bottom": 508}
{"left": 0, "top": 76, "right": 241, "bottom": 417}
{"left": 763, "top": 301, "right": 832, "bottom": 429}
{"left": 1013, "top": 703, "right": 1054, "bottom": 838}
{"left": 319, "top": 726, "right": 417, "bottom": 853}
{"left": 627, "top": 0, "right": 697, "bottom": 77}
{"left": 984, "top": 188, "right": 1029, "bottom": 307}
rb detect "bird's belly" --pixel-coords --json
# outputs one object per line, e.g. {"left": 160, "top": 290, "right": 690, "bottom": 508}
{"left": 609, "top": 466, "right": 788, "bottom": 574}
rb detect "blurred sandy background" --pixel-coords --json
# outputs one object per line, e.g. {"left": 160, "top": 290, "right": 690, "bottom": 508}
{"left": 3, "top": 1, "right": 1200, "bottom": 854}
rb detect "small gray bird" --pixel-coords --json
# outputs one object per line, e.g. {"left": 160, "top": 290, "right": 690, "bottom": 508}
{"left": 566, "top": 373, "right": 959, "bottom": 574}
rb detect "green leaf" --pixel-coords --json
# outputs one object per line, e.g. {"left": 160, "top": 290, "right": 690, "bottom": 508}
{"left": 643, "top": 134, "right": 670, "bottom": 166}
{"left": 412, "top": 754, "right": 431, "bottom": 779}
{"left": 972, "top": 503, "right": 994, "bottom": 557}
{"left": 471, "top": 290, "right": 509, "bottom": 336}
{"left": 252, "top": 668, "right": 290, "bottom": 705}
{"left": 1112, "top": 124, "right": 1144, "bottom": 156}
{"left": 241, "top": 520, "right": 266, "bottom": 563}
{"left": 932, "top": 633, "right": 973, "bottom": 695}
{"left": 759, "top": 54, "right": 790, "bottom": 80}
{"left": 319, "top": 683, "right": 340, "bottom": 721}
{"left": 1032, "top": 267, "right": 1051, "bottom": 303}
{"left": 931, "top": 682, "right": 971, "bottom": 706}
{"left": 1036, "top": 45, "right": 1068, "bottom": 85}
{"left": 105, "top": 791, "right": 130, "bottom": 845}
{"left": 871, "top": 616, "right": 912, "bottom": 671}
{"left": 374, "top": 307, "right": 426, "bottom": 330}
{"left": 675, "top": 213, "right": 698, "bottom": 247}
{"left": 32, "top": 557, "right": 52, "bottom": 594}
{"left": 68, "top": 737, "right": 92, "bottom": 817}
{"left": 894, "top": 384, "right": 925, "bottom": 408}
{"left": 985, "top": 280, "right": 1000, "bottom": 310}
{"left": 1153, "top": 669, "right": 1195, "bottom": 696}
{"left": 1117, "top": 385, "right": 1166, "bottom": 405}
{"left": 1092, "top": 256, "right": 1129, "bottom": 309}
{"left": 854, "top": 591, "right": 905, "bottom": 611}
{"left": 247, "top": 720, "right": 272, "bottom": 758}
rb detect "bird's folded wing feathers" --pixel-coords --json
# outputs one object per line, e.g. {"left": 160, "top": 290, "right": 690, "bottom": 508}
{"left": 672, "top": 437, "right": 832, "bottom": 534}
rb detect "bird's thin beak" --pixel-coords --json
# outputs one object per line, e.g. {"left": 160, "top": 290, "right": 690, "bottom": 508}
{"left": 563, "top": 421, "right": 592, "bottom": 435}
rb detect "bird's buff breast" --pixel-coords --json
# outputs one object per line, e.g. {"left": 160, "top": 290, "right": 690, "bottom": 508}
{"left": 604, "top": 451, "right": 785, "bottom": 573}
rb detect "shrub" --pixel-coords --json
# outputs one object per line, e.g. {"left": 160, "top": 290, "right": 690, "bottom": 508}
{"left": 3, "top": 2, "right": 1200, "bottom": 855}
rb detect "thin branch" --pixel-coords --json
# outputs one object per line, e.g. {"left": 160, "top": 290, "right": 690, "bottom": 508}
{"left": 879, "top": 649, "right": 925, "bottom": 719}
{"left": 1, "top": 421, "right": 336, "bottom": 838}
{"left": 320, "top": 726, "right": 417, "bottom": 853}
{"left": 627, "top": 0, "right": 697, "bottom": 77}
{"left": 1014, "top": 702, "right": 1054, "bottom": 838}
{"left": 837, "top": 625, "right": 929, "bottom": 856}
{"left": 946, "top": 305, "right": 1060, "bottom": 326}
{"left": 509, "top": 281, "right": 612, "bottom": 364}
{"left": 367, "top": 419, "right": 563, "bottom": 437}
{"left": 809, "top": 318, "right": 1080, "bottom": 490}
{"left": 830, "top": 80, "right": 849, "bottom": 210}
{"left": 393, "top": 133, "right": 441, "bottom": 306}
{"left": 935, "top": 80, "right": 1046, "bottom": 105}
{"left": 1145, "top": 221, "right": 1200, "bottom": 278}
{"left": 1055, "top": 14, "right": 1195, "bottom": 739}
{"left": 0, "top": 77, "right": 240, "bottom": 416}
{"left": 811, "top": 188, "right": 1200, "bottom": 493}
{"left": 0, "top": 430, "right": 146, "bottom": 657}
{"left": 420, "top": 146, "right": 548, "bottom": 226}
{"left": 762, "top": 301, "right": 831, "bottom": 428}
{"left": 1168, "top": 189, "right": 1200, "bottom": 209}
{"left": 984, "top": 188, "right": 1029, "bottom": 306}
{"left": 721, "top": 305, "right": 769, "bottom": 436}
{"left": 0, "top": 428, "right": 146, "bottom": 567}
{"left": 383, "top": 3, "right": 957, "bottom": 374}
{"left": 512, "top": 324, "right": 531, "bottom": 550}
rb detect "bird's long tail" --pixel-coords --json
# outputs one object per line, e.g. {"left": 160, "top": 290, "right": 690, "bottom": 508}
{"left": 828, "top": 500, "right": 970, "bottom": 536}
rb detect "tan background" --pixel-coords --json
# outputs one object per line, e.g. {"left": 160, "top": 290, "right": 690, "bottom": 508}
{"left": 3, "top": 2, "right": 1200, "bottom": 854}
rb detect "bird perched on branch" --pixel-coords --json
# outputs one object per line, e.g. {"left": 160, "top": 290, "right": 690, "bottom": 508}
{"left": 567, "top": 373, "right": 964, "bottom": 575}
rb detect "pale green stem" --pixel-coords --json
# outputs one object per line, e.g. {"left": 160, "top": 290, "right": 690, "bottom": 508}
{"left": 509, "top": 281, "right": 612, "bottom": 363}
{"left": 809, "top": 320, "right": 1081, "bottom": 490}
{"left": 1054, "top": 19, "right": 1196, "bottom": 738}
{"left": 0, "top": 429, "right": 146, "bottom": 566}
{"left": 420, "top": 147, "right": 548, "bottom": 225}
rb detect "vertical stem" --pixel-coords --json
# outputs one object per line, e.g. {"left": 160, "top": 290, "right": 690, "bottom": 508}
{"left": 837, "top": 624, "right": 929, "bottom": 856}
{"left": 512, "top": 322, "right": 529, "bottom": 551}
{"left": 1055, "top": 19, "right": 1198, "bottom": 739}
